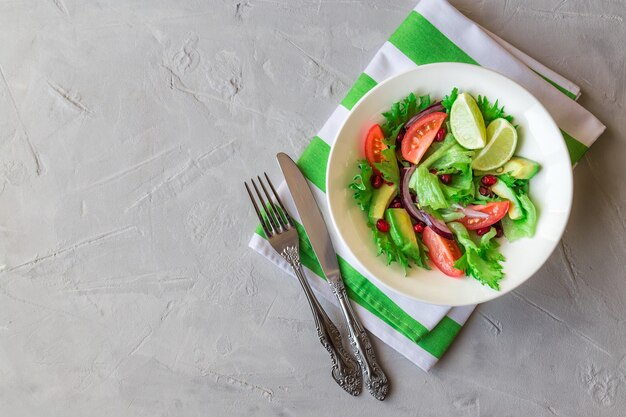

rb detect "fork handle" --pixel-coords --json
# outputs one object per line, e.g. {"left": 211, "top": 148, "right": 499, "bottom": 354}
{"left": 330, "top": 279, "right": 389, "bottom": 401}
{"left": 282, "top": 247, "right": 362, "bottom": 396}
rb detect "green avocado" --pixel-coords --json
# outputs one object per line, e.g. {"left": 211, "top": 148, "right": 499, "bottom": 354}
{"left": 384, "top": 208, "right": 421, "bottom": 260}
{"left": 368, "top": 183, "right": 397, "bottom": 224}
{"left": 479, "top": 156, "right": 540, "bottom": 179}
{"left": 491, "top": 179, "right": 524, "bottom": 220}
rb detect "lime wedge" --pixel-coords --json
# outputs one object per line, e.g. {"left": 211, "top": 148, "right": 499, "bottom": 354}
{"left": 471, "top": 118, "right": 518, "bottom": 171}
{"left": 450, "top": 92, "right": 486, "bottom": 149}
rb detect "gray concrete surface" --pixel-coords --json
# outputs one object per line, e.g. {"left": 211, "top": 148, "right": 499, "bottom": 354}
{"left": 0, "top": 0, "right": 624, "bottom": 415}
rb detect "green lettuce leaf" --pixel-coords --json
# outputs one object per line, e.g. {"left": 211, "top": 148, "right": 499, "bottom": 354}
{"left": 373, "top": 148, "right": 400, "bottom": 185}
{"left": 348, "top": 160, "right": 373, "bottom": 211}
{"left": 381, "top": 93, "right": 432, "bottom": 138}
{"left": 372, "top": 223, "right": 430, "bottom": 273}
{"left": 476, "top": 95, "right": 514, "bottom": 125}
{"left": 501, "top": 194, "right": 537, "bottom": 241}
{"left": 498, "top": 173, "right": 529, "bottom": 194}
{"left": 428, "top": 143, "right": 475, "bottom": 205}
{"left": 414, "top": 236, "right": 431, "bottom": 270}
{"left": 496, "top": 173, "right": 537, "bottom": 241}
{"left": 441, "top": 165, "right": 474, "bottom": 204}
{"left": 449, "top": 222, "right": 505, "bottom": 290}
{"left": 440, "top": 209, "right": 465, "bottom": 223}
{"left": 400, "top": 237, "right": 430, "bottom": 271}
{"left": 409, "top": 166, "right": 448, "bottom": 210}
{"left": 408, "top": 134, "right": 478, "bottom": 209}
{"left": 384, "top": 124, "right": 406, "bottom": 147}
{"left": 471, "top": 176, "right": 502, "bottom": 204}
{"left": 441, "top": 87, "right": 458, "bottom": 113}
{"left": 429, "top": 143, "right": 474, "bottom": 173}
{"left": 420, "top": 133, "right": 457, "bottom": 169}
{"left": 373, "top": 228, "right": 409, "bottom": 273}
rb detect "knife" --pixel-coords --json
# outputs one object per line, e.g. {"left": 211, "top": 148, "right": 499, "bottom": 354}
{"left": 277, "top": 152, "right": 389, "bottom": 401}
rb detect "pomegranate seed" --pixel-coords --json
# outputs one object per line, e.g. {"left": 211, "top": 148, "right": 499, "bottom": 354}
{"left": 476, "top": 226, "right": 491, "bottom": 236}
{"left": 413, "top": 221, "right": 425, "bottom": 233}
{"left": 390, "top": 197, "right": 402, "bottom": 208}
{"left": 376, "top": 219, "right": 390, "bottom": 232}
{"left": 479, "top": 186, "right": 491, "bottom": 196}
{"left": 385, "top": 181, "right": 394, "bottom": 186}
{"left": 435, "top": 127, "right": 446, "bottom": 142}
{"left": 371, "top": 174, "right": 383, "bottom": 189}
{"left": 439, "top": 174, "right": 452, "bottom": 185}
{"left": 494, "top": 221, "right": 504, "bottom": 238}
{"left": 429, "top": 168, "right": 438, "bottom": 175}
{"left": 396, "top": 127, "right": 406, "bottom": 144}
{"left": 481, "top": 175, "right": 497, "bottom": 186}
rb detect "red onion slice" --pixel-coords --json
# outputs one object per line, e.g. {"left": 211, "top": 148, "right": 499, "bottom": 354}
{"left": 400, "top": 166, "right": 454, "bottom": 239}
{"left": 400, "top": 166, "right": 426, "bottom": 222}
{"left": 451, "top": 203, "right": 490, "bottom": 219}
{"left": 404, "top": 102, "right": 445, "bottom": 130}
{"left": 425, "top": 215, "right": 454, "bottom": 240}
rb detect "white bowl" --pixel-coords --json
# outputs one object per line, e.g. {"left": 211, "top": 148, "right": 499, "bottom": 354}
{"left": 326, "top": 63, "right": 572, "bottom": 306}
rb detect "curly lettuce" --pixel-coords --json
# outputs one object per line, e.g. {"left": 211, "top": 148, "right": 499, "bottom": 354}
{"left": 449, "top": 222, "right": 505, "bottom": 290}
{"left": 373, "top": 223, "right": 430, "bottom": 274}
{"left": 373, "top": 227, "right": 408, "bottom": 270}
{"left": 348, "top": 160, "right": 374, "bottom": 211}
{"left": 476, "top": 95, "right": 514, "bottom": 125}
{"left": 441, "top": 87, "right": 458, "bottom": 113}
{"left": 380, "top": 92, "right": 432, "bottom": 138}
{"left": 431, "top": 144, "right": 475, "bottom": 203}
{"left": 410, "top": 134, "right": 476, "bottom": 208}
{"left": 373, "top": 148, "right": 400, "bottom": 185}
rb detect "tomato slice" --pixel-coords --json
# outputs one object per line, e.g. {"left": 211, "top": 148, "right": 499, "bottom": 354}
{"left": 364, "top": 124, "right": 387, "bottom": 169}
{"left": 401, "top": 112, "right": 447, "bottom": 164}
{"left": 457, "top": 201, "right": 510, "bottom": 230}
{"left": 423, "top": 226, "right": 464, "bottom": 277}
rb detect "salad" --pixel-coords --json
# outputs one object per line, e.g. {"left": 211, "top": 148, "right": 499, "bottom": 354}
{"left": 349, "top": 88, "right": 540, "bottom": 290}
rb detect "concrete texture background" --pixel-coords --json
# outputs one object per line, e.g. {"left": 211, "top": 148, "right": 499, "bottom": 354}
{"left": 0, "top": 0, "right": 624, "bottom": 415}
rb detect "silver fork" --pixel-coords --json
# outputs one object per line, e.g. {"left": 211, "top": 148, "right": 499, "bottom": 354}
{"left": 245, "top": 173, "right": 362, "bottom": 396}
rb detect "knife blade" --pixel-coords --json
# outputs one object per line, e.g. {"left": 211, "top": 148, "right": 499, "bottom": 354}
{"left": 277, "top": 152, "right": 389, "bottom": 401}
{"left": 276, "top": 153, "right": 341, "bottom": 282}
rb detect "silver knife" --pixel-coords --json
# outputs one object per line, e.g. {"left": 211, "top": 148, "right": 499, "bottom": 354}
{"left": 277, "top": 152, "right": 390, "bottom": 401}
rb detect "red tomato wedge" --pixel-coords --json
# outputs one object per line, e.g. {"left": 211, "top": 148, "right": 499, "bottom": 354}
{"left": 457, "top": 201, "right": 510, "bottom": 230}
{"left": 364, "top": 124, "right": 387, "bottom": 169}
{"left": 423, "top": 226, "right": 464, "bottom": 277}
{"left": 401, "top": 112, "right": 447, "bottom": 164}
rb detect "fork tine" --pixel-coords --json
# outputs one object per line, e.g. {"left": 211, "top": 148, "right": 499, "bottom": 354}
{"left": 264, "top": 172, "right": 294, "bottom": 227}
{"left": 258, "top": 175, "right": 286, "bottom": 230}
{"left": 251, "top": 178, "right": 279, "bottom": 233}
{"left": 245, "top": 181, "right": 272, "bottom": 236}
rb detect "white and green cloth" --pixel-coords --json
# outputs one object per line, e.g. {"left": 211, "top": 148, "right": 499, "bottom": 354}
{"left": 249, "top": 0, "right": 605, "bottom": 371}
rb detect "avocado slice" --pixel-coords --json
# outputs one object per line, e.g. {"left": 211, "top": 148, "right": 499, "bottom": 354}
{"left": 491, "top": 179, "right": 524, "bottom": 219}
{"left": 385, "top": 208, "right": 421, "bottom": 260}
{"left": 478, "top": 156, "right": 540, "bottom": 179}
{"left": 368, "top": 183, "right": 398, "bottom": 225}
{"left": 500, "top": 157, "right": 540, "bottom": 179}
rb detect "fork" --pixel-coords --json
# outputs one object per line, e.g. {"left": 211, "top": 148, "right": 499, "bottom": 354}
{"left": 245, "top": 173, "right": 362, "bottom": 396}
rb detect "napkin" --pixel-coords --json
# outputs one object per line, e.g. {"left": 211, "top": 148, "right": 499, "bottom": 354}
{"left": 249, "top": 0, "right": 605, "bottom": 371}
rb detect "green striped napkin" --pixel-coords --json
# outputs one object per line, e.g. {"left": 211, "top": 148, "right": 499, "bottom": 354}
{"left": 249, "top": 0, "right": 605, "bottom": 371}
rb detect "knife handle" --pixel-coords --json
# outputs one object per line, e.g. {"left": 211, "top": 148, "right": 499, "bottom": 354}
{"left": 284, "top": 253, "right": 362, "bottom": 396}
{"left": 330, "top": 279, "right": 389, "bottom": 401}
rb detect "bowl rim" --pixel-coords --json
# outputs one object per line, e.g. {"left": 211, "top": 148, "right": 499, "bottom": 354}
{"left": 325, "top": 62, "right": 573, "bottom": 306}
